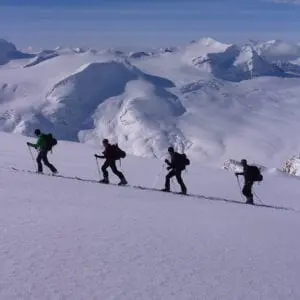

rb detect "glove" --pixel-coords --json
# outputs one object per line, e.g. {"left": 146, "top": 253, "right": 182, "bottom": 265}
{"left": 94, "top": 154, "right": 99, "bottom": 158}
{"left": 165, "top": 159, "right": 170, "bottom": 164}
{"left": 167, "top": 166, "right": 172, "bottom": 170}
{"left": 235, "top": 173, "right": 239, "bottom": 177}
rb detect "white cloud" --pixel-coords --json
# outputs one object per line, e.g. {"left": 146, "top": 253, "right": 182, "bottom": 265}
{"left": 269, "top": 0, "right": 300, "bottom": 4}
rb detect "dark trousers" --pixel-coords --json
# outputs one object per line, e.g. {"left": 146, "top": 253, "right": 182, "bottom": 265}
{"left": 102, "top": 159, "right": 125, "bottom": 180}
{"left": 242, "top": 181, "right": 254, "bottom": 202}
{"left": 37, "top": 150, "right": 57, "bottom": 173}
{"left": 165, "top": 169, "right": 187, "bottom": 193}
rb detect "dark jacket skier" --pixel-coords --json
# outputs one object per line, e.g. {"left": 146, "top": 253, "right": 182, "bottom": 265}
{"left": 27, "top": 129, "right": 58, "bottom": 174}
{"left": 95, "top": 139, "right": 127, "bottom": 185}
{"left": 235, "top": 159, "right": 255, "bottom": 204}
{"left": 162, "top": 147, "right": 188, "bottom": 194}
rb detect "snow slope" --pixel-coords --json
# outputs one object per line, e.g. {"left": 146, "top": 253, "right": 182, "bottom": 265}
{"left": 1, "top": 131, "right": 300, "bottom": 299}
{"left": 1, "top": 38, "right": 300, "bottom": 168}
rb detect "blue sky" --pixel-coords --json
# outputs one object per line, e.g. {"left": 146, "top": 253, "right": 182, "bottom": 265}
{"left": 0, "top": 0, "right": 300, "bottom": 50}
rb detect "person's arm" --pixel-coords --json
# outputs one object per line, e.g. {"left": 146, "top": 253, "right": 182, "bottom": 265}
{"left": 27, "top": 136, "right": 42, "bottom": 149}
{"left": 27, "top": 142, "right": 35, "bottom": 148}
{"left": 235, "top": 172, "right": 244, "bottom": 176}
{"left": 94, "top": 154, "right": 105, "bottom": 159}
{"left": 165, "top": 158, "right": 176, "bottom": 170}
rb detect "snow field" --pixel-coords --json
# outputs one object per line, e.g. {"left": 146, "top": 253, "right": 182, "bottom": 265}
{"left": 1, "top": 132, "right": 300, "bottom": 299}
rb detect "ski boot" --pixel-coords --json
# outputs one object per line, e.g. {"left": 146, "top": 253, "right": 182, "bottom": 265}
{"left": 118, "top": 178, "right": 128, "bottom": 186}
{"left": 246, "top": 197, "right": 254, "bottom": 205}
{"left": 161, "top": 188, "right": 170, "bottom": 192}
{"left": 180, "top": 189, "right": 187, "bottom": 195}
{"left": 100, "top": 178, "right": 109, "bottom": 184}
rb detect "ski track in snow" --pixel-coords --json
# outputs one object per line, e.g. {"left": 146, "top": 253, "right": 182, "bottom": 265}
{"left": 1, "top": 132, "right": 300, "bottom": 299}
{"left": 3, "top": 166, "right": 295, "bottom": 213}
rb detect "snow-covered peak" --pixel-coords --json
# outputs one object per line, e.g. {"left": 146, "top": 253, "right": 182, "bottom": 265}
{"left": 183, "top": 37, "right": 232, "bottom": 63}
{"left": 189, "top": 44, "right": 283, "bottom": 81}
{"left": 129, "top": 51, "right": 151, "bottom": 59}
{"left": 234, "top": 45, "right": 257, "bottom": 65}
{"left": 232, "top": 45, "right": 284, "bottom": 78}
{"left": 197, "top": 37, "right": 230, "bottom": 48}
{"left": 255, "top": 39, "right": 300, "bottom": 61}
{"left": 233, "top": 45, "right": 264, "bottom": 72}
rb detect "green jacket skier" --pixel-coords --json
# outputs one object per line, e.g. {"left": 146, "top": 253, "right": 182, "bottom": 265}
{"left": 27, "top": 132, "right": 49, "bottom": 151}
{"left": 27, "top": 129, "right": 58, "bottom": 174}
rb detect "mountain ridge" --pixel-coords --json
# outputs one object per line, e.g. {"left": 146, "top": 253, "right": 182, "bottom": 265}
{"left": 1, "top": 37, "right": 300, "bottom": 167}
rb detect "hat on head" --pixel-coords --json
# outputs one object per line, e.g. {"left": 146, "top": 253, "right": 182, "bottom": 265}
{"left": 241, "top": 159, "right": 247, "bottom": 165}
{"left": 34, "top": 129, "right": 41, "bottom": 136}
{"left": 168, "top": 146, "right": 174, "bottom": 153}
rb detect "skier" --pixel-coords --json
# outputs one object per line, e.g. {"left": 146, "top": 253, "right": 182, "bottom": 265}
{"left": 27, "top": 129, "right": 58, "bottom": 174}
{"left": 94, "top": 139, "right": 127, "bottom": 185}
{"left": 162, "top": 146, "right": 189, "bottom": 195}
{"left": 235, "top": 159, "right": 263, "bottom": 205}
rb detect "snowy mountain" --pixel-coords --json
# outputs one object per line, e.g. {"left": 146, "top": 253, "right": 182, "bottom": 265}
{"left": 1, "top": 37, "right": 300, "bottom": 167}
{"left": 0, "top": 39, "right": 34, "bottom": 65}
{"left": 24, "top": 50, "right": 59, "bottom": 68}
{"left": 191, "top": 44, "right": 284, "bottom": 81}
{"left": 1, "top": 131, "right": 300, "bottom": 299}
{"left": 273, "top": 60, "right": 300, "bottom": 75}
{"left": 129, "top": 51, "right": 152, "bottom": 59}
{"left": 254, "top": 39, "right": 300, "bottom": 62}
{"left": 183, "top": 37, "right": 232, "bottom": 63}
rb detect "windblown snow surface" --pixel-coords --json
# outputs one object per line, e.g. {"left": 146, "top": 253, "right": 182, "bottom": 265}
{"left": 1, "top": 37, "right": 300, "bottom": 167}
{"left": 1, "top": 132, "right": 300, "bottom": 299}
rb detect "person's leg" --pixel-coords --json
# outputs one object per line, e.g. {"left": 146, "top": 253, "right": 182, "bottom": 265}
{"left": 175, "top": 170, "right": 187, "bottom": 194}
{"left": 36, "top": 152, "right": 43, "bottom": 173}
{"left": 110, "top": 161, "right": 127, "bottom": 184}
{"left": 101, "top": 160, "right": 110, "bottom": 183}
{"left": 163, "top": 170, "right": 176, "bottom": 191}
{"left": 242, "top": 181, "right": 254, "bottom": 204}
{"left": 41, "top": 151, "right": 57, "bottom": 173}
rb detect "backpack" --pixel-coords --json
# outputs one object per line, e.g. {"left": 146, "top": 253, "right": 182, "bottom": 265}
{"left": 177, "top": 153, "right": 190, "bottom": 168}
{"left": 44, "top": 133, "right": 57, "bottom": 151}
{"left": 248, "top": 165, "right": 263, "bottom": 182}
{"left": 111, "top": 144, "right": 126, "bottom": 160}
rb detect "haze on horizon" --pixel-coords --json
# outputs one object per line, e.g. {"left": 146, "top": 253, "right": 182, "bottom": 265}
{"left": 0, "top": 0, "right": 300, "bottom": 50}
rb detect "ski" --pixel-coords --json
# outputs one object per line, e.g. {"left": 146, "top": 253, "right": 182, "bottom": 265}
{"left": 133, "top": 185, "right": 190, "bottom": 196}
{"left": 5, "top": 166, "right": 293, "bottom": 211}
{"left": 9, "top": 167, "right": 97, "bottom": 183}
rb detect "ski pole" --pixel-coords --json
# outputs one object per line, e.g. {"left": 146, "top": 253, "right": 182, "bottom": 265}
{"left": 152, "top": 164, "right": 165, "bottom": 189}
{"left": 95, "top": 156, "right": 101, "bottom": 180}
{"left": 27, "top": 145, "right": 36, "bottom": 171}
{"left": 253, "top": 190, "right": 264, "bottom": 205}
